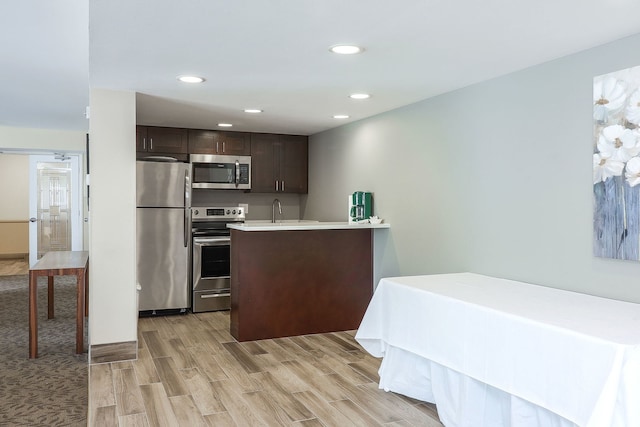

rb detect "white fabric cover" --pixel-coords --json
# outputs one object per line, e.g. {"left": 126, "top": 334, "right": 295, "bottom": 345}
{"left": 355, "top": 273, "right": 640, "bottom": 427}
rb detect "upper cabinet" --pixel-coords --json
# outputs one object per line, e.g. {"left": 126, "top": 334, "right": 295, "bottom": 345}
{"left": 137, "top": 126, "right": 189, "bottom": 160}
{"left": 251, "top": 133, "right": 308, "bottom": 194}
{"left": 188, "top": 130, "right": 251, "bottom": 156}
{"left": 136, "top": 126, "right": 307, "bottom": 193}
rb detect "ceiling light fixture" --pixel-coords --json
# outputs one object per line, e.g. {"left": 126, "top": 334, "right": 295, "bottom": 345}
{"left": 243, "top": 109, "right": 263, "bottom": 113}
{"left": 349, "top": 93, "right": 370, "bottom": 99}
{"left": 333, "top": 114, "right": 350, "bottom": 119}
{"left": 218, "top": 123, "right": 233, "bottom": 127}
{"left": 329, "top": 45, "right": 363, "bottom": 55}
{"left": 177, "top": 75, "right": 205, "bottom": 83}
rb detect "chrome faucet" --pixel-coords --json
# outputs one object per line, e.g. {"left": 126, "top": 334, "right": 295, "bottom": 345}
{"left": 272, "top": 198, "right": 282, "bottom": 223}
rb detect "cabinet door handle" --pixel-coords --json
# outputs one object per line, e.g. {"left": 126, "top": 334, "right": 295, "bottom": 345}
{"left": 216, "top": 142, "right": 219, "bottom": 153}
{"left": 275, "top": 180, "right": 279, "bottom": 192}
{"left": 281, "top": 180, "right": 285, "bottom": 192}
{"left": 143, "top": 137, "right": 146, "bottom": 150}
{"left": 222, "top": 142, "right": 226, "bottom": 153}
{"left": 150, "top": 138, "right": 153, "bottom": 151}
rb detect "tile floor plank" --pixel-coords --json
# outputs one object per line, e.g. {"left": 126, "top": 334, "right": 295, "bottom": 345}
{"left": 139, "top": 383, "right": 180, "bottom": 427}
{"left": 213, "top": 351, "right": 263, "bottom": 393}
{"left": 293, "top": 418, "right": 324, "bottom": 427}
{"left": 167, "top": 337, "right": 198, "bottom": 370}
{"left": 89, "top": 311, "right": 443, "bottom": 427}
{"left": 255, "top": 338, "right": 299, "bottom": 362}
{"left": 292, "top": 389, "right": 356, "bottom": 426}
{"left": 133, "top": 346, "right": 161, "bottom": 385}
{"left": 89, "top": 363, "right": 116, "bottom": 409}
{"left": 119, "top": 412, "right": 151, "bottom": 427}
{"left": 330, "top": 398, "right": 382, "bottom": 426}
{"left": 152, "top": 356, "right": 190, "bottom": 397}
{"left": 169, "top": 394, "right": 208, "bottom": 427}
{"left": 203, "top": 411, "right": 237, "bottom": 427}
{"left": 257, "top": 363, "right": 310, "bottom": 394}
{"left": 141, "top": 330, "right": 172, "bottom": 359}
{"left": 250, "top": 371, "right": 314, "bottom": 421}
{"left": 91, "top": 404, "right": 118, "bottom": 427}
{"left": 208, "top": 379, "right": 268, "bottom": 426}
{"left": 222, "top": 341, "right": 265, "bottom": 374}
{"left": 359, "top": 382, "right": 442, "bottom": 426}
{"left": 189, "top": 347, "right": 229, "bottom": 382}
{"left": 180, "top": 367, "right": 227, "bottom": 415}
{"left": 113, "top": 367, "right": 146, "bottom": 416}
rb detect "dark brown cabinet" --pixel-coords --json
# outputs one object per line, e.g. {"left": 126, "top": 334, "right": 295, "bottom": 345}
{"left": 136, "top": 126, "right": 188, "bottom": 160}
{"left": 250, "top": 133, "right": 308, "bottom": 193}
{"left": 188, "top": 130, "right": 250, "bottom": 156}
{"left": 230, "top": 228, "right": 373, "bottom": 341}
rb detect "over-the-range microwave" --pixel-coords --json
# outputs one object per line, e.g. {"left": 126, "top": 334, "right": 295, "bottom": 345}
{"left": 190, "top": 154, "right": 251, "bottom": 190}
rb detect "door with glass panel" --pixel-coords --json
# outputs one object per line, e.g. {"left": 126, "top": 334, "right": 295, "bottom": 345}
{"left": 28, "top": 154, "right": 82, "bottom": 266}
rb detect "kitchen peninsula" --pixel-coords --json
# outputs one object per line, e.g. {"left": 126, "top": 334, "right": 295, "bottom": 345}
{"left": 228, "top": 221, "right": 390, "bottom": 341}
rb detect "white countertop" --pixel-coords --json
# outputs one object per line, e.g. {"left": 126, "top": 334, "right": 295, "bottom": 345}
{"left": 228, "top": 220, "right": 390, "bottom": 231}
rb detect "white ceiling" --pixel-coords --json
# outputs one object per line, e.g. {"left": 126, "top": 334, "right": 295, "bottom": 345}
{"left": 3, "top": 1, "right": 640, "bottom": 136}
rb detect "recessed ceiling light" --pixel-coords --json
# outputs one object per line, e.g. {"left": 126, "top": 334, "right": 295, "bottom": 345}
{"left": 329, "top": 45, "right": 363, "bottom": 55}
{"left": 333, "top": 114, "right": 350, "bottom": 119}
{"left": 243, "top": 109, "right": 263, "bottom": 113}
{"left": 177, "top": 75, "right": 205, "bottom": 83}
{"left": 218, "top": 123, "right": 233, "bottom": 127}
{"left": 349, "top": 93, "right": 370, "bottom": 100}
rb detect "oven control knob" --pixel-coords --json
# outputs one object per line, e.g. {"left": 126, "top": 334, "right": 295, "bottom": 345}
{"left": 238, "top": 209, "right": 242, "bottom": 215}
{"left": 232, "top": 209, "right": 236, "bottom": 214}
{"left": 226, "top": 209, "right": 231, "bottom": 214}
{"left": 193, "top": 209, "right": 199, "bottom": 216}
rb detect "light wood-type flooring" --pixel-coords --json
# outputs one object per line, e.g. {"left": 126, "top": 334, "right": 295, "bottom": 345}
{"left": 0, "top": 257, "right": 29, "bottom": 276}
{"left": 89, "top": 311, "right": 443, "bottom": 426}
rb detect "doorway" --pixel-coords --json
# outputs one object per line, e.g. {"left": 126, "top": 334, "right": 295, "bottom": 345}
{"left": 0, "top": 152, "right": 84, "bottom": 273}
{"left": 28, "top": 154, "right": 83, "bottom": 266}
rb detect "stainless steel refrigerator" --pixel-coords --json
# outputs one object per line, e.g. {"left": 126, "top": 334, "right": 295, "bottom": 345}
{"left": 136, "top": 159, "right": 191, "bottom": 312}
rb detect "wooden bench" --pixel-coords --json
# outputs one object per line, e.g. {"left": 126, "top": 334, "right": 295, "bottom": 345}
{"left": 28, "top": 250, "right": 89, "bottom": 358}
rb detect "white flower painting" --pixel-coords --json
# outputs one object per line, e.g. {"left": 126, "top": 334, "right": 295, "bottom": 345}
{"left": 593, "top": 65, "right": 640, "bottom": 260}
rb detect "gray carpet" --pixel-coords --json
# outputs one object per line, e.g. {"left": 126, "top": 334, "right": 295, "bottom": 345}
{"left": 0, "top": 274, "right": 87, "bottom": 427}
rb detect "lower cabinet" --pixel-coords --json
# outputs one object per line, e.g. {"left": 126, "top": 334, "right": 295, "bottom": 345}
{"left": 230, "top": 228, "right": 374, "bottom": 341}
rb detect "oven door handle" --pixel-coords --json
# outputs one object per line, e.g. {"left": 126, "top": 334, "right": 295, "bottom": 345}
{"left": 194, "top": 237, "right": 231, "bottom": 245}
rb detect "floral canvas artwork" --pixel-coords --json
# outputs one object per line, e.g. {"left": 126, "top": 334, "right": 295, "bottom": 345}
{"left": 593, "top": 65, "right": 640, "bottom": 260}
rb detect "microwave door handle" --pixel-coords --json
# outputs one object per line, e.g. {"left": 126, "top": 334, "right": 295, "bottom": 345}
{"left": 235, "top": 160, "right": 240, "bottom": 187}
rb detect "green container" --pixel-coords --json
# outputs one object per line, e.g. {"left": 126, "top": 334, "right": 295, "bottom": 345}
{"left": 350, "top": 191, "right": 373, "bottom": 221}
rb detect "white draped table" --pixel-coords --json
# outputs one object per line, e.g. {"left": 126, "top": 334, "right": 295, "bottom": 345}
{"left": 355, "top": 273, "right": 640, "bottom": 427}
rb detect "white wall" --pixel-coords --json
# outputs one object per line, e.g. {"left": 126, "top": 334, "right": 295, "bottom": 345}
{"left": 0, "top": 154, "right": 29, "bottom": 220}
{"left": 0, "top": 125, "right": 86, "bottom": 153}
{"left": 304, "top": 33, "right": 640, "bottom": 303}
{"left": 88, "top": 89, "right": 137, "bottom": 346}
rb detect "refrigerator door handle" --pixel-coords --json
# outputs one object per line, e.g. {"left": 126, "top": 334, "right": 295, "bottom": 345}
{"left": 184, "top": 169, "right": 190, "bottom": 248}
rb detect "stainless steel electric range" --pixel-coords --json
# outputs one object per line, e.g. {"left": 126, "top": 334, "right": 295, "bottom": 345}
{"left": 191, "top": 206, "right": 244, "bottom": 312}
